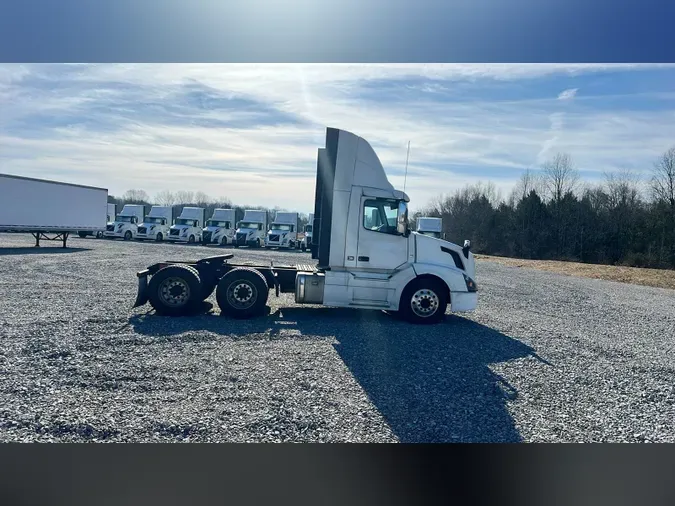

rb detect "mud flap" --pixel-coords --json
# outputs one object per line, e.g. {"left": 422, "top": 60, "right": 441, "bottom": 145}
{"left": 133, "top": 270, "right": 150, "bottom": 308}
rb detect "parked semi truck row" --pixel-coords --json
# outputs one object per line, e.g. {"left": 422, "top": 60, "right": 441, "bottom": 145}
{"left": 265, "top": 212, "right": 300, "bottom": 249}
{"left": 133, "top": 127, "right": 477, "bottom": 324}
{"left": 104, "top": 204, "right": 149, "bottom": 240}
{"left": 136, "top": 206, "right": 176, "bottom": 241}
{"left": 234, "top": 210, "right": 268, "bottom": 248}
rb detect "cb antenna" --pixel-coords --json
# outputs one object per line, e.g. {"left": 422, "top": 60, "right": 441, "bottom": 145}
{"left": 403, "top": 141, "right": 411, "bottom": 193}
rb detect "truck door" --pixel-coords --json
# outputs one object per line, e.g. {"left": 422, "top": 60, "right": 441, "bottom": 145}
{"left": 356, "top": 197, "right": 408, "bottom": 272}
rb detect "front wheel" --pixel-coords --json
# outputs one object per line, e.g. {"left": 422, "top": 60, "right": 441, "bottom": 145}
{"left": 220, "top": 236, "right": 228, "bottom": 246}
{"left": 398, "top": 278, "right": 448, "bottom": 324}
{"left": 96, "top": 231, "right": 104, "bottom": 239}
{"left": 216, "top": 267, "right": 269, "bottom": 319}
{"left": 124, "top": 231, "right": 132, "bottom": 241}
{"left": 188, "top": 235, "right": 195, "bottom": 244}
{"left": 156, "top": 232, "right": 163, "bottom": 242}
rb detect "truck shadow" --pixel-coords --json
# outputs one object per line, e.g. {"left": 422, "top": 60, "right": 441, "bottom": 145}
{"left": 129, "top": 307, "right": 544, "bottom": 442}
{"left": 0, "top": 247, "right": 90, "bottom": 256}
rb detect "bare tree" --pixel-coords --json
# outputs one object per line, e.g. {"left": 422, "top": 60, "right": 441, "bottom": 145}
{"left": 154, "top": 190, "right": 176, "bottom": 206}
{"left": 122, "top": 189, "right": 150, "bottom": 203}
{"left": 174, "top": 190, "right": 195, "bottom": 205}
{"left": 542, "top": 153, "right": 579, "bottom": 203}
{"left": 605, "top": 170, "right": 641, "bottom": 210}
{"left": 194, "top": 191, "right": 212, "bottom": 207}
{"left": 652, "top": 147, "right": 675, "bottom": 209}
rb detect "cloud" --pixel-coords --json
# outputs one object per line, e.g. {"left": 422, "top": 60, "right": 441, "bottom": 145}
{"left": 557, "top": 88, "right": 579, "bottom": 100}
{"left": 1, "top": 63, "right": 675, "bottom": 212}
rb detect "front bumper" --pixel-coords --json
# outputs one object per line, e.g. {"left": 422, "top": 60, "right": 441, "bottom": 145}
{"left": 450, "top": 291, "right": 478, "bottom": 312}
{"left": 104, "top": 231, "right": 124, "bottom": 238}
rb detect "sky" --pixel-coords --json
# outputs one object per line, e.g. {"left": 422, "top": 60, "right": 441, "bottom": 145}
{"left": 1, "top": 63, "right": 675, "bottom": 213}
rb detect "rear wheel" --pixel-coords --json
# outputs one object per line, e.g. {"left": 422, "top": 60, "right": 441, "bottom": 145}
{"left": 216, "top": 267, "right": 269, "bottom": 319}
{"left": 124, "top": 231, "right": 132, "bottom": 241}
{"left": 399, "top": 278, "right": 448, "bottom": 324}
{"left": 147, "top": 265, "right": 202, "bottom": 316}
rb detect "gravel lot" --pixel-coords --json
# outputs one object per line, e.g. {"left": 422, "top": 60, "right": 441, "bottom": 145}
{"left": 1, "top": 233, "right": 674, "bottom": 442}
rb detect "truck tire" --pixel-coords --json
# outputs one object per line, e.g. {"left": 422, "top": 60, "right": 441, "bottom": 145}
{"left": 156, "top": 232, "right": 163, "bottom": 242}
{"left": 96, "top": 231, "right": 104, "bottom": 239}
{"left": 188, "top": 235, "right": 195, "bottom": 244}
{"left": 398, "top": 277, "right": 448, "bottom": 324}
{"left": 124, "top": 231, "right": 132, "bottom": 241}
{"left": 301, "top": 243, "right": 306, "bottom": 252}
{"left": 220, "top": 236, "right": 228, "bottom": 246}
{"left": 147, "top": 264, "right": 202, "bottom": 316}
{"left": 216, "top": 267, "right": 269, "bottom": 319}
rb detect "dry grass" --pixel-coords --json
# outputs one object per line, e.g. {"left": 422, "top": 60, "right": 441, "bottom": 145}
{"left": 474, "top": 254, "right": 675, "bottom": 291}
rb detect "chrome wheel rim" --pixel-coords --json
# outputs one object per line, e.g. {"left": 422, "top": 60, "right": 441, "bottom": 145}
{"left": 410, "top": 288, "right": 439, "bottom": 317}
{"left": 227, "top": 280, "right": 257, "bottom": 309}
{"left": 158, "top": 276, "right": 191, "bottom": 306}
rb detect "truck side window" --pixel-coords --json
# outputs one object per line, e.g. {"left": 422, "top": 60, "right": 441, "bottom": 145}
{"left": 363, "top": 199, "right": 399, "bottom": 235}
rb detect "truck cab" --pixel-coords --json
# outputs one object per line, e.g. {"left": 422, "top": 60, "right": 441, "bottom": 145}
{"left": 235, "top": 210, "right": 267, "bottom": 248}
{"left": 416, "top": 217, "right": 443, "bottom": 239}
{"left": 265, "top": 212, "right": 299, "bottom": 249}
{"left": 167, "top": 207, "right": 205, "bottom": 244}
{"left": 136, "top": 206, "right": 174, "bottom": 241}
{"left": 105, "top": 204, "right": 145, "bottom": 240}
{"left": 203, "top": 209, "right": 236, "bottom": 245}
{"left": 301, "top": 213, "right": 313, "bottom": 252}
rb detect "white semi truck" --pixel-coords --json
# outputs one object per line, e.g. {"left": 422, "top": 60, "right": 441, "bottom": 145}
{"left": 136, "top": 206, "right": 175, "bottom": 241}
{"left": 301, "top": 212, "right": 314, "bottom": 252}
{"left": 104, "top": 204, "right": 147, "bottom": 240}
{"left": 0, "top": 173, "right": 108, "bottom": 248}
{"left": 265, "top": 211, "right": 299, "bottom": 249}
{"left": 234, "top": 210, "right": 268, "bottom": 248}
{"left": 167, "top": 207, "right": 205, "bottom": 244}
{"left": 416, "top": 217, "right": 443, "bottom": 239}
{"left": 133, "top": 127, "right": 477, "bottom": 324}
{"left": 202, "top": 209, "right": 236, "bottom": 246}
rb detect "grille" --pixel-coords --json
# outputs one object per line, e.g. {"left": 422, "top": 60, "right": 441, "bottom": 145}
{"left": 269, "top": 234, "right": 280, "bottom": 242}
{"left": 106, "top": 225, "right": 114, "bottom": 231}
{"left": 137, "top": 227, "right": 147, "bottom": 234}
{"left": 236, "top": 233, "right": 247, "bottom": 242}
{"left": 170, "top": 229, "right": 180, "bottom": 236}
{"left": 203, "top": 231, "right": 212, "bottom": 243}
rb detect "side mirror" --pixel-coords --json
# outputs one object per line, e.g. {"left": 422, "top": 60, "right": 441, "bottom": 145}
{"left": 397, "top": 201, "right": 409, "bottom": 236}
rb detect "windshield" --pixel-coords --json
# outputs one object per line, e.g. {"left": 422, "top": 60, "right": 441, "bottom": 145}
{"left": 305, "top": 225, "right": 312, "bottom": 233}
{"left": 238, "top": 222, "right": 262, "bottom": 230}
{"left": 175, "top": 218, "right": 195, "bottom": 226}
{"left": 270, "top": 224, "right": 292, "bottom": 231}
{"left": 207, "top": 220, "right": 230, "bottom": 228}
{"left": 116, "top": 215, "right": 134, "bottom": 223}
{"left": 145, "top": 217, "right": 165, "bottom": 224}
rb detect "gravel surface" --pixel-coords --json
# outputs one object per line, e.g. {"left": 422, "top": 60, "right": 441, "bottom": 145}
{"left": 1, "top": 233, "right": 674, "bottom": 442}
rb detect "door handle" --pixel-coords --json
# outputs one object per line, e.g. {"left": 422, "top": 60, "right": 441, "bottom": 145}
{"left": 358, "top": 256, "right": 369, "bottom": 262}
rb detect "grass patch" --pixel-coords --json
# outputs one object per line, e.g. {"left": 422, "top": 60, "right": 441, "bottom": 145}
{"left": 474, "top": 254, "right": 675, "bottom": 291}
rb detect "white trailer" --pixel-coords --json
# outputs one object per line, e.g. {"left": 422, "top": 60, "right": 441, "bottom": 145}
{"left": 136, "top": 206, "right": 175, "bottom": 242}
{"left": 104, "top": 204, "right": 147, "bottom": 240}
{"left": 265, "top": 211, "right": 299, "bottom": 249}
{"left": 416, "top": 217, "right": 443, "bottom": 239}
{"left": 301, "top": 212, "right": 314, "bottom": 252}
{"left": 202, "top": 209, "right": 236, "bottom": 246}
{"left": 234, "top": 210, "right": 268, "bottom": 248}
{"left": 134, "top": 127, "right": 477, "bottom": 324}
{"left": 0, "top": 173, "right": 108, "bottom": 248}
{"left": 167, "top": 207, "right": 205, "bottom": 244}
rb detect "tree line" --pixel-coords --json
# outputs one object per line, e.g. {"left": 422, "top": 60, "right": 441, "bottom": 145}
{"left": 412, "top": 147, "right": 675, "bottom": 269}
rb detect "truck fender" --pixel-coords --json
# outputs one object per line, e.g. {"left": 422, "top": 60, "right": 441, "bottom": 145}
{"left": 400, "top": 263, "right": 468, "bottom": 306}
